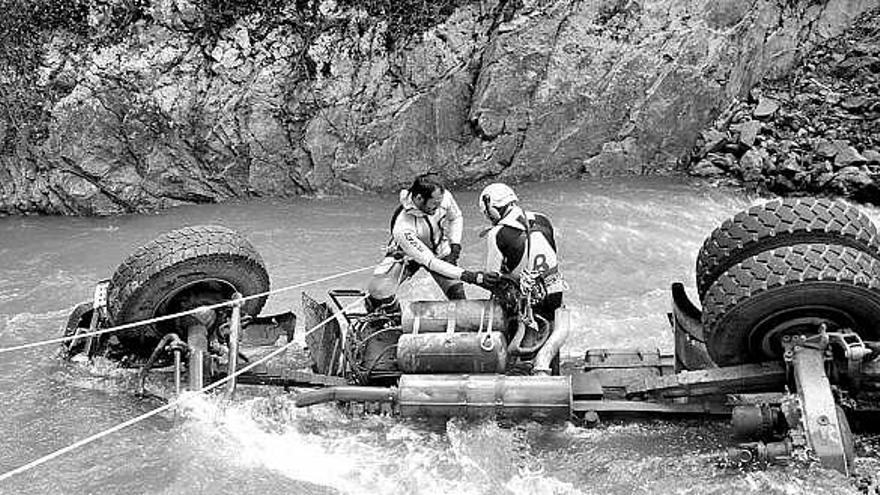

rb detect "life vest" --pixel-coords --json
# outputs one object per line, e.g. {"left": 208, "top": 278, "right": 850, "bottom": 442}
{"left": 383, "top": 189, "right": 464, "bottom": 280}
{"left": 487, "top": 207, "right": 566, "bottom": 296}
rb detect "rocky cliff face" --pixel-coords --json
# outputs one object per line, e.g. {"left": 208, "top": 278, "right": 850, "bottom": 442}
{"left": 686, "top": 6, "right": 879, "bottom": 204}
{"left": 0, "top": 0, "right": 876, "bottom": 215}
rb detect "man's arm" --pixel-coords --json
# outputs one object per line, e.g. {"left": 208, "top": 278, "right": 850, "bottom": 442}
{"left": 443, "top": 190, "right": 463, "bottom": 245}
{"left": 485, "top": 228, "right": 504, "bottom": 273}
{"left": 393, "top": 217, "right": 464, "bottom": 279}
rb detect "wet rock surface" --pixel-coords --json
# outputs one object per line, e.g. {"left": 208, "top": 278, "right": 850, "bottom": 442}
{"left": 686, "top": 6, "right": 880, "bottom": 205}
{"left": 1, "top": 0, "right": 877, "bottom": 214}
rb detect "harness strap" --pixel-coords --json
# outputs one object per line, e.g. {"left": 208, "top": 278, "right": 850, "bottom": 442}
{"left": 389, "top": 204, "right": 404, "bottom": 232}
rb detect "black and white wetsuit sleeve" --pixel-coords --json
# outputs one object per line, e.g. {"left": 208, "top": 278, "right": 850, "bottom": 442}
{"left": 393, "top": 214, "right": 464, "bottom": 280}
{"left": 485, "top": 226, "right": 505, "bottom": 273}
{"left": 443, "top": 191, "right": 464, "bottom": 245}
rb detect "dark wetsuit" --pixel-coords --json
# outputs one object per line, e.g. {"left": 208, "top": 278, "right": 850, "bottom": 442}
{"left": 484, "top": 206, "right": 564, "bottom": 322}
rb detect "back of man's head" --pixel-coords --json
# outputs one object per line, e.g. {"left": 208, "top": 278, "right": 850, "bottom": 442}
{"left": 410, "top": 173, "right": 444, "bottom": 200}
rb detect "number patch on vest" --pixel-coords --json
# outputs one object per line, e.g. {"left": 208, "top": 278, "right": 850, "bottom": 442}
{"left": 533, "top": 254, "right": 550, "bottom": 274}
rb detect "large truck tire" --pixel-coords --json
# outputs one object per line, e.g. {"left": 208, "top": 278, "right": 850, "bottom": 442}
{"left": 702, "top": 244, "right": 880, "bottom": 366}
{"left": 107, "top": 225, "right": 270, "bottom": 355}
{"left": 696, "top": 198, "right": 880, "bottom": 300}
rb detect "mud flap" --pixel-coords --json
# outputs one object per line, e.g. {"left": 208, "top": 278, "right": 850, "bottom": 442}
{"left": 670, "top": 283, "right": 715, "bottom": 371}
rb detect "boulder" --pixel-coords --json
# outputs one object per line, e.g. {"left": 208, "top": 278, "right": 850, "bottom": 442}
{"left": 780, "top": 154, "right": 802, "bottom": 173}
{"left": 815, "top": 139, "right": 839, "bottom": 159}
{"left": 739, "top": 148, "right": 765, "bottom": 172}
{"left": 691, "top": 160, "right": 726, "bottom": 177}
{"left": 863, "top": 149, "right": 880, "bottom": 163}
{"left": 835, "top": 144, "right": 868, "bottom": 167}
{"left": 731, "top": 120, "right": 761, "bottom": 147}
{"left": 753, "top": 97, "right": 780, "bottom": 118}
{"left": 771, "top": 174, "right": 797, "bottom": 192}
{"left": 836, "top": 165, "right": 873, "bottom": 188}
{"left": 700, "top": 129, "right": 728, "bottom": 154}
{"left": 708, "top": 152, "right": 737, "bottom": 170}
{"left": 841, "top": 95, "right": 869, "bottom": 110}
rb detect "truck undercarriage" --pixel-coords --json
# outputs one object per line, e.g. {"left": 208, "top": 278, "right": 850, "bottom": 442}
{"left": 60, "top": 198, "right": 880, "bottom": 476}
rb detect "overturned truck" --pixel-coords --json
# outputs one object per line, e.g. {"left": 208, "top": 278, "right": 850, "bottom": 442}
{"left": 62, "top": 198, "right": 880, "bottom": 475}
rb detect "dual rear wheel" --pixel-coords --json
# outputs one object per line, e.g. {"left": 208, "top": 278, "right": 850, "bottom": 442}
{"left": 699, "top": 198, "right": 880, "bottom": 366}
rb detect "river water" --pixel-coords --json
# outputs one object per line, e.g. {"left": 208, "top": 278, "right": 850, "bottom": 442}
{"left": 0, "top": 177, "right": 877, "bottom": 494}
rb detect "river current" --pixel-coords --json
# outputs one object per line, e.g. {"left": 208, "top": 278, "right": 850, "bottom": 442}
{"left": 0, "top": 177, "right": 877, "bottom": 494}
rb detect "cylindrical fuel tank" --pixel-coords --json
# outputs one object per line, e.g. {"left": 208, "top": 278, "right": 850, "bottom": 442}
{"left": 402, "top": 299, "right": 510, "bottom": 334}
{"left": 398, "top": 374, "right": 572, "bottom": 421}
{"left": 397, "top": 331, "right": 508, "bottom": 373}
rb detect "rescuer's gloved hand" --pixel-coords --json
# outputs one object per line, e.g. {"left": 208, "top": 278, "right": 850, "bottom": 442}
{"left": 481, "top": 271, "right": 502, "bottom": 288}
{"left": 442, "top": 243, "right": 462, "bottom": 265}
{"left": 461, "top": 270, "right": 502, "bottom": 289}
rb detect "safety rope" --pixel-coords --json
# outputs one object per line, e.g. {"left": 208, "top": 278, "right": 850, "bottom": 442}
{"left": 0, "top": 294, "right": 367, "bottom": 483}
{"left": 0, "top": 234, "right": 487, "bottom": 355}
{"left": 0, "top": 234, "right": 490, "bottom": 481}
{"left": 0, "top": 264, "right": 375, "bottom": 354}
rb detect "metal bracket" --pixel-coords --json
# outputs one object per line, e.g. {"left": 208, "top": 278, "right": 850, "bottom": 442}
{"left": 826, "top": 331, "right": 871, "bottom": 388}
{"left": 226, "top": 293, "right": 242, "bottom": 398}
{"left": 328, "top": 289, "right": 369, "bottom": 325}
{"left": 79, "top": 279, "right": 110, "bottom": 358}
{"left": 784, "top": 336, "right": 854, "bottom": 475}
{"left": 92, "top": 279, "right": 109, "bottom": 310}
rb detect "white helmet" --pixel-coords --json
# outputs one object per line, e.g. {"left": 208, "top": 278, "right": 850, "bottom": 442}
{"left": 479, "top": 183, "right": 518, "bottom": 220}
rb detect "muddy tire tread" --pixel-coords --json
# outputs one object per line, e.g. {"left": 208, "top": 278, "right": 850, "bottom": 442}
{"left": 696, "top": 198, "right": 880, "bottom": 299}
{"left": 107, "top": 225, "right": 269, "bottom": 326}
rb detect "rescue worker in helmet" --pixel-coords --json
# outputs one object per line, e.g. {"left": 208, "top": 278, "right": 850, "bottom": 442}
{"left": 366, "top": 173, "right": 499, "bottom": 313}
{"left": 477, "top": 183, "right": 568, "bottom": 375}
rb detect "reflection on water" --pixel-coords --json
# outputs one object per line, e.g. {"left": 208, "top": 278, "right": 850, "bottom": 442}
{"left": 0, "top": 177, "right": 877, "bottom": 494}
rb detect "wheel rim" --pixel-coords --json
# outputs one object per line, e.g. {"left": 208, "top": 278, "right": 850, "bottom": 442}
{"left": 748, "top": 305, "right": 857, "bottom": 360}
{"left": 153, "top": 278, "right": 240, "bottom": 333}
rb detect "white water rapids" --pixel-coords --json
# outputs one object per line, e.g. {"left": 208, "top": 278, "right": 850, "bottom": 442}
{"left": 0, "top": 177, "right": 877, "bottom": 494}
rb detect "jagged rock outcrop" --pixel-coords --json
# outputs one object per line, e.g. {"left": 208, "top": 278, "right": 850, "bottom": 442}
{"left": 0, "top": 0, "right": 877, "bottom": 215}
{"left": 686, "top": 5, "right": 880, "bottom": 204}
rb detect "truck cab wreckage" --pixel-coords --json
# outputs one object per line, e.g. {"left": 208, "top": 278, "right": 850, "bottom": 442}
{"left": 60, "top": 198, "right": 880, "bottom": 476}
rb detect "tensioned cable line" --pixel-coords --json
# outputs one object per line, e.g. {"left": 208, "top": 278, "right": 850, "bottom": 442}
{"left": 0, "top": 236, "right": 487, "bottom": 481}
{"left": 0, "top": 236, "right": 486, "bottom": 355}
{"left": 0, "top": 294, "right": 367, "bottom": 483}
{"left": 0, "top": 264, "right": 375, "bottom": 354}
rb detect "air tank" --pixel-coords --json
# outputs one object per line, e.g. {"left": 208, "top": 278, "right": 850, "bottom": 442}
{"left": 397, "top": 331, "right": 508, "bottom": 374}
{"left": 402, "top": 299, "right": 511, "bottom": 334}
